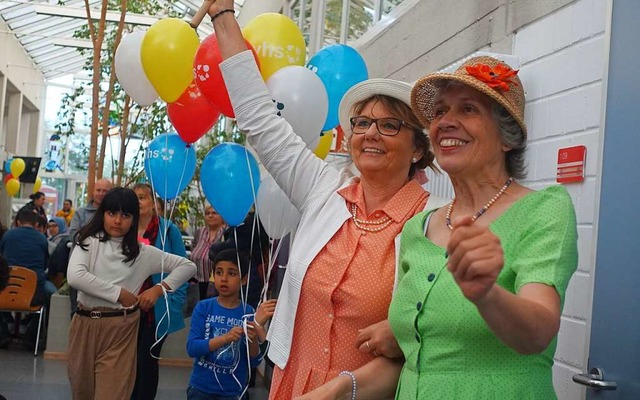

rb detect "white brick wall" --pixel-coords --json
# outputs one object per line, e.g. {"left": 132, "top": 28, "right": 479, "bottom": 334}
{"left": 518, "top": 1, "right": 605, "bottom": 398}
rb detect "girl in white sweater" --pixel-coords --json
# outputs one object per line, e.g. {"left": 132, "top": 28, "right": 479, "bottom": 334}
{"left": 66, "top": 187, "right": 196, "bottom": 400}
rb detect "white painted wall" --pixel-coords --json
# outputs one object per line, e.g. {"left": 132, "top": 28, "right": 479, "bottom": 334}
{"left": 0, "top": 18, "right": 47, "bottom": 224}
{"left": 353, "top": 0, "right": 608, "bottom": 399}
{"left": 0, "top": 19, "right": 45, "bottom": 109}
{"left": 514, "top": 1, "right": 607, "bottom": 399}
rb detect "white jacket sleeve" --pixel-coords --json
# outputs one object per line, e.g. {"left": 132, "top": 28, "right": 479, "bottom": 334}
{"left": 220, "top": 51, "right": 341, "bottom": 213}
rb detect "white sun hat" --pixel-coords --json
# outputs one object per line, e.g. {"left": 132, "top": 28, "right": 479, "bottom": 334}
{"left": 337, "top": 78, "right": 414, "bottom": 136}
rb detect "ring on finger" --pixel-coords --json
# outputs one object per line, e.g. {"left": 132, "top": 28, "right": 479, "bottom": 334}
{"left": 373, "top": 350, "right": 380, "bottom": 357}
{"left": 365, "top": 341, "right": 372, "bottom": 351}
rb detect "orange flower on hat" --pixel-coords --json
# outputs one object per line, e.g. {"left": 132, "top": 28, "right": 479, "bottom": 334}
{"left": 465, "top": 63, "right": 519, "bottom": 92}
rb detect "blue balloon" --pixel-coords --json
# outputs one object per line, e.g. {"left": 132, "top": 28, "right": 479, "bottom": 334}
{"left": 4, "top": 159, "right": 12, "bottom": 174}
{"left": 144, "top": 133, "right": 196, "bottom": 200}
{"left": 200, "top": 143, "right": 261, "bottom": 227}
{"left": 307, "top": 44, "right": 368, "bottom": 131}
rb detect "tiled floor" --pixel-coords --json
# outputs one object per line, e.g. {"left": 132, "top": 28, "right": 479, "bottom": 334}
{"left": 0, "top": 346, "right": 270, "bottom": 400}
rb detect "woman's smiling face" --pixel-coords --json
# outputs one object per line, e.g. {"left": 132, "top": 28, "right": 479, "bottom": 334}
{"left": 428, "top": 83, "right": 508, "bottom": 177}
{"left": 349, "top": 99, "right": 421, "bottom": 182}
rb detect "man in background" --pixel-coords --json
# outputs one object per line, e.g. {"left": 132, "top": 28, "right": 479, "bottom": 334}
{"left": 55, "top": 199, "right": 75, "bottom": 226}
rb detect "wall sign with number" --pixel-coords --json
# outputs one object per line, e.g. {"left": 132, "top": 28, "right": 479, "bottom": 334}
{"left": 557, "top": 145, "right": 587, "bottom": 184}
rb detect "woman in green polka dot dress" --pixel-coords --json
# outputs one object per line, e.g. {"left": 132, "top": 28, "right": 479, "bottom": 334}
{"left": 297, "top": 56, "right": 578, "bottom": 400}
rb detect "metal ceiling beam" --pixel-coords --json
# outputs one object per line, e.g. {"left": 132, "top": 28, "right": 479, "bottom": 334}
{"left": 34, "top": 4, "right": 160, "bottom": 26}
{"left": 53, "top": 38, "right": 94, "bottom": 50}
{"left": 19, "top": 20, "right": 85, "bottom": 37}
{"left": 42, "top": 61, "right": 88, "bottom": 79}
{"left": 23, "top": 40, "right": 57, "bottom": 53}
{"left": 41, "top": 56, "right": 88, "bottom": 73}
{"left": 29, "top": 46, "right": 64, "bottom": 59}
{"left": 37, "top": 48, "right": 79, "bottom": 64}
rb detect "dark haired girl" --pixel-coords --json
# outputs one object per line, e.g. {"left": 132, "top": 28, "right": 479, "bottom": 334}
{"left": 66, "top": 187, "right": 196, "bottom": 399}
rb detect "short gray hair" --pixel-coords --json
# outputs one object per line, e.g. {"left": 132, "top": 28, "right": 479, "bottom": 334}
{"left": 492, "top": 102, "right": 527, "bottom": 180}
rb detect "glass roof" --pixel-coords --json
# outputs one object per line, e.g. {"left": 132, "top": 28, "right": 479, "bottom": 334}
{"left": 0, "top": 0, "right": 247, "bottom": 80}
{"left": 1, "top": 0, "right": 403, "bottom": 81}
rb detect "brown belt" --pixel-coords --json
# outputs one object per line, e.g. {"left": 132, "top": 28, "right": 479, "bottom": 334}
{"left": 76, "top": 305, "right": 139, "bottom": 319}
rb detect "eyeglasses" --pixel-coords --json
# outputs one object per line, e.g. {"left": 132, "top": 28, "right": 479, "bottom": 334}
{"left": 350, "top": 116, "right": 407, "bottom": 136}
{"left": 48, "top": 224, "right": 58, "bottom": 228}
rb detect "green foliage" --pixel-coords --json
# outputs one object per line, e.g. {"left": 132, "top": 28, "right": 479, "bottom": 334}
{"left": 55, "top": 0, "right": 180, "bottom": 177}
{"left": 54, "top": 86, "right": 86, "bottom": 138}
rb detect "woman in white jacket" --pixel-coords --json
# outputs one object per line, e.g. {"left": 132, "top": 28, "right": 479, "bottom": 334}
{"left": 207, "top": 2, "right": 446, "bottom": 398}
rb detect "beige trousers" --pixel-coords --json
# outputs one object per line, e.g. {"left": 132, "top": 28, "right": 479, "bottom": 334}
{"left": 67, "top": 310, "right": 140, "bottom": 400}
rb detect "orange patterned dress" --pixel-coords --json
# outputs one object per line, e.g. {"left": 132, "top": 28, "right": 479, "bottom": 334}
{"left": 269, "top": 180, "right": 428, "bottom": 398}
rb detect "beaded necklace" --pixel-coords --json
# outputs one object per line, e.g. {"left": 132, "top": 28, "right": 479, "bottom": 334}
{"left": 445, "top": 177, "right": 514, "bottom": 230}
{"left": 350, "top": 203, "right": 393, "bottom": 233}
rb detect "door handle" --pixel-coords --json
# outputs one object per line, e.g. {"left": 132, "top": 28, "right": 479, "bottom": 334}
{"left": 573, "top": 367, "right": 617, "bottom": 390}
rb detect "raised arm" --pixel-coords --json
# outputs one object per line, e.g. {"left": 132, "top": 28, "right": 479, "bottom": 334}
{"left": 207, "top": 1, "right": 343, "bottom": 213}
{"left": 207, "top": 0, "right": 247, "bottom": 60}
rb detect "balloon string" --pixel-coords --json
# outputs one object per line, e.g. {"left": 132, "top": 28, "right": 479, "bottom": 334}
{"left": 234, "top": 228, "right": 248, "bottom": 316}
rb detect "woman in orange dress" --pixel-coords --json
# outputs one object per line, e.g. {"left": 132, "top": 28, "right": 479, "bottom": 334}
{"left": 206, "top": 2, "right": 446, "bottom": 397}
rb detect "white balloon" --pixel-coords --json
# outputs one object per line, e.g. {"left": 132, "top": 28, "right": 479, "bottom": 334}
{"left": 115, "top": 31, "right": 159, "bottom": 106}
{"left": 256, "top": 175, "right": 301, "bottom": 240}
{"left": 266, "top": 66, "right": 328, "bottom": 149}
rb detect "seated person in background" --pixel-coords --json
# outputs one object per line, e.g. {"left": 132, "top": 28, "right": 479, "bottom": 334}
{"left": 0, "top": 255, "right": 11, "bottom": 349}
{"left": 47, "top": 217, "right": 70, "bottom": 255}
{"left": 55, "top": 199, "right": 75, "bottom": 226}
{"left": 0, "top": 222, "right": 7, "bottom": 242}
{"left": 0, "top": 254, "right": 8, "bottom": 292}
{"left": 0, "top": 209, "right": 54, "bottom": 349}
{"left": 0, "top": 209, "right": 54, "bottom": 298}
{"left": 186, "top": 249, "right": 274, "bottom": 400}
{"left": 35, "top": 215, "right": 48, "bottom": 236}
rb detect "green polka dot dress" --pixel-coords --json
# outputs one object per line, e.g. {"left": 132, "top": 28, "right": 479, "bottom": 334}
{"left": 388, "top": 186, "right": 578, "bottom": 399}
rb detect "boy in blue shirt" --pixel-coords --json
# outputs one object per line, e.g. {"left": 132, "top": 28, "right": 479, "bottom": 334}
{"left": 186, "top": 248, "right": 274, "bottom": 400}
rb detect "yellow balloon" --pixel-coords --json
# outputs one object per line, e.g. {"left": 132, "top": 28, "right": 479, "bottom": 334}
{"left": 5, "top": 178, "right": 20, "bottom": 197}
{"left": 33, "top": 176, "right": 42, "bottom": 193}
{"left": 141, "top": 18, "right": 200, "bottom": 103}
{"left": 243, "top": 13, "right": 306, "bottom": 81}
{"left": 10, "top": 157, "right": 25, "bottom": 177}
{"left": 314, "top": 131, "right": 334, "bottom": 160}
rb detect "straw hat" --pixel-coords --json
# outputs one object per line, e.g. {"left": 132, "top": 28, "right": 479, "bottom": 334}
{"left": 411, "top": 56, "right": 527, "bottom": 139}
{"left": 338, "top": 78, "right": 416, "bottom": 136}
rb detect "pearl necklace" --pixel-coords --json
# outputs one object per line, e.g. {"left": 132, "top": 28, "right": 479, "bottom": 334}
{"left": 445, "top": 177, "right": 514, "bottom": 230}
{"left": 350, "top": 204, "right": 393, "bottom": 232}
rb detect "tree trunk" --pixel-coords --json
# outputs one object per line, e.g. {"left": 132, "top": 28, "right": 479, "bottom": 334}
{"left": 97, "top": 0, "right": 128, "bottom": 180}
{"left": 116, "top": 95, "right": 132, "bottom": 187}
{"left": 84, "top": 0, "right": 108, "bottom": 202}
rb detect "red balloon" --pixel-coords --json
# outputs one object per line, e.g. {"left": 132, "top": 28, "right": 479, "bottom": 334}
{"left": 193, "top": 35, "right": 260, "bottom": 118}
{"left": 167, "top": 80, "right": 221, "bottom": 144}
{"left": 3, "top": 173, "right": 14, "bottom": 184}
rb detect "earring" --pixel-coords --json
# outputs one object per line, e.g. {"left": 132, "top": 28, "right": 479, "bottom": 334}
{"left": 411, "top": 157, "right": 418, "bottom": 163}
